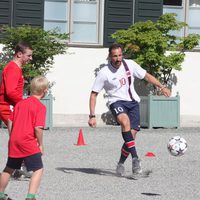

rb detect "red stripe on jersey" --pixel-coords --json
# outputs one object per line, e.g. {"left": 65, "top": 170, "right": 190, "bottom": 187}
{"left": 126, "top": 71, "right": 131, "bottom": 77}
{"left": 126, "top": 141, "right": 135, "bottom": 148}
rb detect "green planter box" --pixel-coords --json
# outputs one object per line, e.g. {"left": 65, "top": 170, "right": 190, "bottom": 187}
{"left": 40, "top": 94, "right": 53, "bottom": 130}
{"left": 140, "top": 95, "right": 180, "bottom": 128}
{"left": 24, "top": 94, "right": 53, "bottom": 130}
{"left": 1, "top": 94, "right": 53, "bottom": 130}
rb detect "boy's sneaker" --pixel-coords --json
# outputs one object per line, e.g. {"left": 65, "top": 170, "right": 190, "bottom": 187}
{"left": 116, "top": 162, "right": 125, "bottom": 176}
{"left": 12, "top": 169, "right": 22, "bottom": 179}
{"left": 25, "top": 198, "right": 36, "bottom": 200}
{"left": 132, "top": 157, "right": 142, "bottom": 174}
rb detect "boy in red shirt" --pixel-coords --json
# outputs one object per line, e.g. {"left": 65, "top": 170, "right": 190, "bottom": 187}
{"left": 0, "top": 76, "right": 49, "bottom": 200}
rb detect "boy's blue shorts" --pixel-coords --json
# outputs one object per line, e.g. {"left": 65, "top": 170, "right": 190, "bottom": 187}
{"left": 110, "top": 100, "right": 140, "bottom": 131}
{"left": 6, "top": 152, "right": 43, "bottom": 172}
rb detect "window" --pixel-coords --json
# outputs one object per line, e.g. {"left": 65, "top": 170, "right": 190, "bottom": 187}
{"left": 163, "top": 0, "right": 182, "bottom": 6}
{"left": 188, "top": 0, "right": 200, "bottom": 35}
{"left": 44, "top": 0, "right": 104, "bottom": 46}
{"left": 163, "top": 0, "right": 200, "bottom": 48}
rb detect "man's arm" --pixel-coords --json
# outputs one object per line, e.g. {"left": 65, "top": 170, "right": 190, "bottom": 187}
{"left": 5, "top": 67, "right": 23, "bottom": 105}
{"left": 88, "top": 91, "right": 98, "bottom": 128}
{"left": 35, "top": 127, "right": 44, "bottom": 154}
{"left": 144, "top": 72, "right": 171, "bottom": 97}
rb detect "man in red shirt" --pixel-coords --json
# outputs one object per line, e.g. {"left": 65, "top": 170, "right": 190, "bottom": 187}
{"left": 0, "top": 41, "right": 33, "bottom": 180}
{"left": 0, "top": 41, "right": 33, "bottom": 126}
{"left": 0, "top": 76, "right": 48, "bottom": 200}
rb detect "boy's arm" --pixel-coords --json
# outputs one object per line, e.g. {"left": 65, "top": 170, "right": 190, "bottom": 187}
{"left": 35, "top": 127, "right": 44, "bottom": 154}
{"left": 7, "top": 119, "right": 13, "bottom": 136}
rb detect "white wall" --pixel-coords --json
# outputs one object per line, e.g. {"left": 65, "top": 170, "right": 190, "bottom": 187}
{"left": 172, "top": 52, "right": 200, "bottom": 116}
{"left": 47, "top": 48, "right": 200, "bottom": 117}
{"left": 46, "top": 47, "right": 109, "bottom": 115}
{"left": 1, "top": 44, "right": 200, "bottom": 125}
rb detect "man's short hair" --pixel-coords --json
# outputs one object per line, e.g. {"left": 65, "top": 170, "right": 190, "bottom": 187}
{"left": 14, "top": 41, "right": 33, "bottom": 54}
{"left": 108, "top": 43, "right": 123, "bottom": 54}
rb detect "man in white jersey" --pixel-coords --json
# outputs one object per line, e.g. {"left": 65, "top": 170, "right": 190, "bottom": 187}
{"left": 88, "top": 43, "right": 171, "bottom": 176}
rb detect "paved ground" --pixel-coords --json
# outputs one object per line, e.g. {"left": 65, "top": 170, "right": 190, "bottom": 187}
{"left": 0, "top": 126, "right": 200, "bottom": 200}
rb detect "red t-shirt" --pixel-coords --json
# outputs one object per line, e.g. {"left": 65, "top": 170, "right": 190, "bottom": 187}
{"left": 0, "top": 61, "right": 24, "bottom": 106}
{"left": 8, "top": 96, "right": 46, "bottom": 158}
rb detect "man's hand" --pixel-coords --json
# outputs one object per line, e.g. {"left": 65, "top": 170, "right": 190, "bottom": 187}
{"left": 161, "top": 87, "right": 171, "bottom": 97}
{"left": 88, "top": 118, "right": 96, "bottom": 128}
{"left": 144, "top": 73, "right": 171, "bottom": 97}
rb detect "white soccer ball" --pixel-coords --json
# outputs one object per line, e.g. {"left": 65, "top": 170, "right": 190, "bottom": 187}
{"left": 167, "top": 136, "right": 187, "bottom": 156}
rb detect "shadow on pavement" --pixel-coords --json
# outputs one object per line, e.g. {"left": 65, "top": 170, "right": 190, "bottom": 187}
{"left": 56, "top": 167, "right": 152, "bottom": 180}
{"left": 56, "top": 167, "right": 117, "bottom": 177}
{"left": 141, "top": 192, "right": 161, "bottom": 196}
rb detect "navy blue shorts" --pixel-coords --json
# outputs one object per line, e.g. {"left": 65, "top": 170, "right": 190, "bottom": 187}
{"left": 110, "top": 100, "right": 140, "bottom": 131}
{"left": 6, "top": 153, "right": 43, "bottom": 172}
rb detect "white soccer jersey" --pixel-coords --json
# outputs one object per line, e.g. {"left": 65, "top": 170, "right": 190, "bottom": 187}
{"left": 92, "top": 59, "right": 146, "bottom": 106}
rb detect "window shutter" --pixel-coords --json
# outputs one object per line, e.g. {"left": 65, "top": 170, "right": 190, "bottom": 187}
{"left": 134, "top": 0, "right": 163, "bottom": 22}
{"left": 0, "top": 0, "right": 11, "bottom": 26}
{"left": 103, "top": 0, "right": 133, "bottom": 47}
{"left": 13, "top": 0, "right": 44, "bottom": 27}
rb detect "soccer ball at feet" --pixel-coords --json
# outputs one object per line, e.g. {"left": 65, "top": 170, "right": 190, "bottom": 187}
{"left": 167, "top": 136, "right": 187, "bottom": 156}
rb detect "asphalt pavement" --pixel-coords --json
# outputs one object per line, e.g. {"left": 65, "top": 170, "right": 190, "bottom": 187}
{"left": 0, "top": 126, "right": 200, "bottom": 200}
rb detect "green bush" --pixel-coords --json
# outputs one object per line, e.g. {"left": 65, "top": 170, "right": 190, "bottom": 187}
{"left": 0, "top": 25, "right": 69, "bottom": 94}
{"left": 112, "top": 13, "right": 200, "bottom": 94}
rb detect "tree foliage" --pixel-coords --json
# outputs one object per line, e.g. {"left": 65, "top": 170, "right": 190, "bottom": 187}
{"left": 0, "top": 25, "right": 69, "bottom": 93}
{"left": 112, "top": 13, "right": 200, "bottom": 93}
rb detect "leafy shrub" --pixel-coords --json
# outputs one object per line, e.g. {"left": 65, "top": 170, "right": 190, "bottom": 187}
{"left": 112, "top": 13, "right": 200, "bottom": 94}
{"left": 0, "top": 25, "right": 69, "bottom": 93}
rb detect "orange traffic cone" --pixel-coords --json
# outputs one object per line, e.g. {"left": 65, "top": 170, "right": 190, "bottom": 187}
{"left": 75, "top": 128, "right": 86, "bottom": 146}
{"left": 145, "top": 152, "right": 155, "bottom": 157}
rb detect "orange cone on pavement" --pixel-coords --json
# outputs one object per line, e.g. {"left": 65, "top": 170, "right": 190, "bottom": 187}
{"left": 145, "top": 152, "right": 155, "bottom": 157}
{"left": 75, "top": 128, "right": 86, "bottom": 146}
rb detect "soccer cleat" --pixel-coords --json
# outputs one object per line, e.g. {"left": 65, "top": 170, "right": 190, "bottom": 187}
{"left": 21, "top": 164, "right": 32, "bottom": 178}
{"left": 20, "top": 167, "right": 32, "bottom": 178}
{"left": 132, "top": 157, "right": 142, "bottom": 174}
{"left": 116, "top": 162, "right": 125, "bottom": 176}
{"left": 0, "top": 194, "right": 13, "bottom": 200}
{"left": 12, "top": 166, "right": 32, "bottom": 180}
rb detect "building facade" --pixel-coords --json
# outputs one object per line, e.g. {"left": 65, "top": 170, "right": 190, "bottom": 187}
{"left": 0, "top": 0, "right": 200, "bottom": 127}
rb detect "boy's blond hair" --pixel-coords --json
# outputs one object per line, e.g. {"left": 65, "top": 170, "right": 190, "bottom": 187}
{"left": 30, "top": 76, "right": 49, "bottom": 95}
